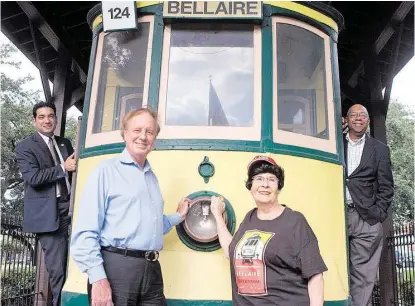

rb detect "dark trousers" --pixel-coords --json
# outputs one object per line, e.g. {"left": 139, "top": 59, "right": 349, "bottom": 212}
{"left": 37, "top": 200, "right": 70, "bottom": 306}
{"left": 87, "top": 249, "right": 167, "bottom": 306}
{"left": 348, "top": 207, "right": 383, "bottom": 306}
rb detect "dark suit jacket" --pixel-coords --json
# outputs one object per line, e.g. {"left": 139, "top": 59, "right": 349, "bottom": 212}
{"left": 15, "top": 132, "right": 74, "bottom": 233}
{"left": 344, "top": 135, "right": 394, "bottom": 225}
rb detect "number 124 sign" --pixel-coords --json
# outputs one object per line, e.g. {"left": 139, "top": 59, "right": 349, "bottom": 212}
{"left": 102, "top": 1, "right": 137, "bottom": 32}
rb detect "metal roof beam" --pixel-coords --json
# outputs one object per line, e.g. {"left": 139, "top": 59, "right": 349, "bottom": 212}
{"left": 29, "top": 20, "right": 51, "bottom": 102}
{"left": 341, "top": 84, "right": 366, "bottom": 105}
{"left": 348, "top": 2, "right": 414, "bottom": 88}
{"left": 16, "top": 1, "right": 87, "bottom": 84}
{"left": 66, "top": 85, "right": 86, "bottom": 111}
{"left": 374, "top": 2, "right": 413, "bottom": 54}
{"left": 383, "top": 22, "right": 405, "bottom": 114}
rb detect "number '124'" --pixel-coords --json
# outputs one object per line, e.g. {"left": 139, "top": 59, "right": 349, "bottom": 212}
{"left": 108, "top": 7, "right": 130, "bottom": 19}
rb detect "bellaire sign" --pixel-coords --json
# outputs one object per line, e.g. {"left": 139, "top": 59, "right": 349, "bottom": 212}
{"left": 163, "top": 1, "right": 262, "bottom": 18}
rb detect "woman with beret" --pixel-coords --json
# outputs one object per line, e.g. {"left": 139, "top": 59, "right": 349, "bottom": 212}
{"left": 211, "top": 155, "right": 327, "bottom": 306}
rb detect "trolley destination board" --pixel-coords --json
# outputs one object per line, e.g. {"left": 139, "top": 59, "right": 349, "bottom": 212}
{"left": 163, "top": 1, "right": 262, "bottom": 18}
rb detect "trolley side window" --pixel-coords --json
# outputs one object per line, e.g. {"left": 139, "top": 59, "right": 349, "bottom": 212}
{"left": 158, "top": 23, "right": 262, "bottom": 140}
{"left": 94, "top": 25, "right": 149, "bottom": 133}
{"left": 272, "top": 17, "right": 336, "bottom": 154}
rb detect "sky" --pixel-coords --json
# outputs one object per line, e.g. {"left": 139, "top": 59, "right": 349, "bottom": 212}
{"left": 1, "top": 31, "right": 414, "bottom": 120}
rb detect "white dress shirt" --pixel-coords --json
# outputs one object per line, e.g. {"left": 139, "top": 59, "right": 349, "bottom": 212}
{"left": 38, "top": 132, "right": 70, "bottom": 197}
{"left": 345, "top": 133, "right": 366, "bottom": 203}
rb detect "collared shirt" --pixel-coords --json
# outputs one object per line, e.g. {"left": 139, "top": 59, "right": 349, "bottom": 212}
{"left": 70, "top": 149, "right": 183, "bottom": 284}
{"left": 345, "top": 133, "right": 366, "bottom": 203}
{"left": 38, "top": 132, "right": 70, "bottom": 197}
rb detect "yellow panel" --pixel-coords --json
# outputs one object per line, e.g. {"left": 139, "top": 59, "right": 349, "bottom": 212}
{"left": 106, "top": 69, "right": 138, "bottom": 87}
{"left": 64, "top": 154, "right": 117, "bottom": 294}
{"left": 265, "top": 1, "right": 338, "bottom": 32}
{"left": 64, "top": 151, "right": 348, "bottom": 301}
{"left": 101, "top": 86, "right": 116, "bottom": 132}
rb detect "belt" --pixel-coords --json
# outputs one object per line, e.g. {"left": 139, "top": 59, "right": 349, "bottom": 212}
{"left": 101, "top": 246, "right": 159, "bottom": 262}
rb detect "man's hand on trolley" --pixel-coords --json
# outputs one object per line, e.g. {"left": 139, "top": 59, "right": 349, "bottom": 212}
{"left": 177, "top": 198, "right": 190, "bottom": 218}
{"left": 91, "top": 278, "right": 113, "bottom": 306}
{"left": 64, "top": 152, "right": 77, "bottom": 172}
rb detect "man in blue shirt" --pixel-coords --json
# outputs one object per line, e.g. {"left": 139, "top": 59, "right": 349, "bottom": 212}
{"left": 71, "top": 108, "right": 189, "bottom": 306}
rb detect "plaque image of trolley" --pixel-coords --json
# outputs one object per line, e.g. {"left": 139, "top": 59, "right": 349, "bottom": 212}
{"left": 240, "top": 234, "right": 263, "bottom": 265}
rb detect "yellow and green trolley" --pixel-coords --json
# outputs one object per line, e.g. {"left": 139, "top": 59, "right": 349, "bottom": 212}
{"left": 62, "top": 1, "right": 348, "bottom": 305}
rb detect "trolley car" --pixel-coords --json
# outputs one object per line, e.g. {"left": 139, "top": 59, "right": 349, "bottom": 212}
{"left": 62, "top": 1, "right": 347, "bottom": 305}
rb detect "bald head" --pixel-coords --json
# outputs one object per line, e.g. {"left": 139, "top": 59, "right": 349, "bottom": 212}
{"left": 347, "top": 104, "right": 369, "bottom": 117}
{"left": 346, "top": 104, "right": 370, "bottom": 140}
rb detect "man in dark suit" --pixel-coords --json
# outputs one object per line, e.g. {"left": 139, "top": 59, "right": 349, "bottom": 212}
{"left": 343, "top": 104, "right": 394, "bottom": 306}
{"left": 15, "top": 101, "right": 77, "bottom": 306}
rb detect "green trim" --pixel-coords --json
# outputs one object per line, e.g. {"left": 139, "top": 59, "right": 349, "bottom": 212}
{"left": 198, "top": 156, "right": 215, "bottom": 183}
{"left": 93, "top": 24, "right": 103, "bottom": 37}
{"left": 147, "top": 10, "right": 164, "bottom": 111}
{"left": 81, "top": 142, "right": 126, "bottom": 158}
{"left": 80, "top": 140, "right": 342, "bottom": 166}
{"left": 330, "top": 33, "right": 344, "bottom": 167}
{"left": 176, "top": 190, "right": 236, "bottom": 252}
{"left": 329, "top": 32, "right": 350, "bottom": 299}
{"left": 137, "top": 3, "right": 163, "bottom": 15}
{"left": 62, "top": 291, "right": 88, "bottom": 305}
{"left": 260, "top": 10, "right": 274, "bottom": 153}
{"left": 62, "top": 291, "right": 348, "bottom": 306}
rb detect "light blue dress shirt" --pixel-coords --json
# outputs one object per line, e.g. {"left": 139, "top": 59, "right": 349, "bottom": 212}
{"left": 71, "top": 149, "right": 183, "bottom": 283}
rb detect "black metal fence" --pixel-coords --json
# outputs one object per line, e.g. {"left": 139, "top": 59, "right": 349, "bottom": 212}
{"left": 372, "top": 223, "right": 414, "bottom": 306}
{"left": 1, "top": 217, "right": 38, "bottom": 306}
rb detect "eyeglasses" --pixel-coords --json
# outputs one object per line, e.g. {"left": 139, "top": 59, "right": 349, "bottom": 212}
{"left": 348, "top": 112, "right": 369, "bottom": 119}
{"left": 252, "top": 176, "right": 278, "bottom": 185}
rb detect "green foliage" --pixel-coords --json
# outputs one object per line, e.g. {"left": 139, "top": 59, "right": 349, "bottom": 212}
{"left": 1, "top": 44, "right": 40, "bottom": 219}
{"left": 386, "top": 100, "right": 414, "bottom": 226}
{"left": 65, "top": 116, "right": 79, "bottom": 147}
{"left": 1, "top": 267, "right": 36, "bottom": 300}
{"left": 397, "top": 277, "right": 414, "bottom": 305}
{"left": 0, "top": 235, "right": 36, "bottom": 264}
{"left": 1, "top": 238, "right": 26, "bottom": 258}
{"left": 1, "top": 43, "right": 78, "bottom": 219}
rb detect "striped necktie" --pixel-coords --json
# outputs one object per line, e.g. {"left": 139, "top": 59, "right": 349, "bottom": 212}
{"left": 48, "top": 137, "right": 68, "bottom": 199}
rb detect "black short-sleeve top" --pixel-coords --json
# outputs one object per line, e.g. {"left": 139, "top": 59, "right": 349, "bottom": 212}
{"left": 229, "top": 206, "right": 327, "bottom": 306}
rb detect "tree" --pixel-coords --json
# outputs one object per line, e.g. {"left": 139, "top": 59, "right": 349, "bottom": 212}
{"left": 1, "top": 43, "right": 77, "bottom": 220}
{"left": 386, "top": 100, "right": 414, "bottom": 226}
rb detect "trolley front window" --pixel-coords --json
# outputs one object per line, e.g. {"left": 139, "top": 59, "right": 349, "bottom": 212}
{"left": 158, "top": 23, "right": 262, "bottom": 140}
